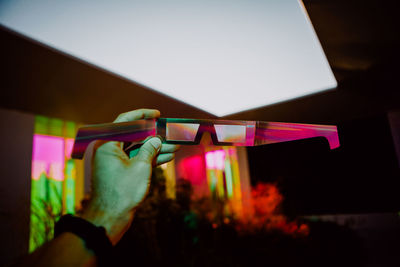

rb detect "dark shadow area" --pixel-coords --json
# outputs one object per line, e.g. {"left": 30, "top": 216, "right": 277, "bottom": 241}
{"left": 109, "top": 113, "right": 400, "bottom": 266}
{"left": 247, "top": 115, "right": 400, "bottom": 215}
{"left": 109, "top": 169, "right": 382, "bottom": 267}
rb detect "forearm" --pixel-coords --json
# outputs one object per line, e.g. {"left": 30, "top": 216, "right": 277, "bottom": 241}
{"left": 14, "top": 232, "right": 96, "bottom": 267}
{"left": 14, "top": 206, "right": 133, "bottom": 267}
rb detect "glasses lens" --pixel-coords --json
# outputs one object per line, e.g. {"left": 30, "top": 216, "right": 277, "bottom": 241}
{"left": 166, "top": 122, "right": 200, "bottom": 141}
{"left": 214, "top": 124, "right": 246, "bottom": 143}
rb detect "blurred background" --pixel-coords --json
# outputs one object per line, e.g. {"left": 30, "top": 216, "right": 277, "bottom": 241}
{"left": 0, "top": 0, "right": 399, "bottom": 266}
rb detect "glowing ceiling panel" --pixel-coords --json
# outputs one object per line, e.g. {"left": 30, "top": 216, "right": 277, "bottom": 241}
{"left": 0, "top": 0, "right": 337, "bottom": 116}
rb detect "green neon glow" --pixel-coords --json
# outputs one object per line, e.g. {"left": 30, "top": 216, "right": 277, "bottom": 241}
{"left": 34, "top": 116, "right": 65, "bottom": 136}
{"left": 65, "top": 121, "right": 76, "bottom": 138}
{"left": 224, "top": 159, "right": 233, "bottom": 198}
{"left": 65, "top": 160, "right": 76, "bottom": 214}
{"left": 29, "top": 174, "right": 62, "bottom": 252}
{"left": 217, "top": 171, "right": 225, "bottom": 198}
{"left": 49, "top": 118, "right": 63, "bottom": 136}
{"left": 34, "top": 116, "right": 49, "bottom": 135}
{"left": 211, "top": 172, "right": 216, "bottom": 192}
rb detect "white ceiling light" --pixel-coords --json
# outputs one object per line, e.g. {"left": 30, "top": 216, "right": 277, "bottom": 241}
{"left": 0, "top": 0, "right": 337, "bottom": 117}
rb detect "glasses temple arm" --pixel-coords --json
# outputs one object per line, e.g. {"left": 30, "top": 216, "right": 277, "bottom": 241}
{"left": 255, "top": 121, "right": 340, "bottom": 149}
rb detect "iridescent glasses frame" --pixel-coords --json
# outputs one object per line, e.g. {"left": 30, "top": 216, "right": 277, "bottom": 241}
{"left": 71, "top": 118, "right": 340, "bottom": 159}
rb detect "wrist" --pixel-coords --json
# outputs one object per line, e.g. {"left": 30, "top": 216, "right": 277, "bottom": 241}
{"left": 54, "top": 214, "right": 112, "bottom": 260}
{"left": 80, "top": 201, "right": 134, "bottom": 245}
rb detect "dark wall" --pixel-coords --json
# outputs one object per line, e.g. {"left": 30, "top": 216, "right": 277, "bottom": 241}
{"left": 247, "top": 114, "right": 400, "bottom": 215}
{"left": 388, "top": 110, "right": 400, "bottom": 168}
{"left": 0, "top": 26, "right": 214, "bottom": 124}
{"left": 0, "top": 108, "right": 34, "bottom": 266}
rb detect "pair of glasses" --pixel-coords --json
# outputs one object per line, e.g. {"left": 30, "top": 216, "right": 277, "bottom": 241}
{"left": 71, "top": 118, "right": 340, "bottom": 159}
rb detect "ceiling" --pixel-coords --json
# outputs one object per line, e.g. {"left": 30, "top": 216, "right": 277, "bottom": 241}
{"left": 1, "top": 0, "right": 399, "bottom": 124}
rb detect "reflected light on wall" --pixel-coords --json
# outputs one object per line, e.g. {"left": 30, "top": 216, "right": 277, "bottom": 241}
{"left": 205, "top": 149, "right": 241, "bottom": 200}
{"left": 65, "top": 138, "right": 75, "bottom": 159}
{"left": 205, "top": 150, "right": 225, "bottom": 170}
{"left": 178, "top": 155, "right": 206, "bottom": 186}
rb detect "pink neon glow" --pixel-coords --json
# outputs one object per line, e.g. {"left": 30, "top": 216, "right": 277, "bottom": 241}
{"left": 205, "top": 150, "right": 225, "bottom": 170}
{"left": 178, "top": 155, "right": 206, "bottom": 185}
{"left": 31, "top": 161, "right": 47, "bottom": 181}
{"left": 32, "top": 135, "right": 65, "bottom": 181}
{"left": 65, "top": 138, "right": 75, "bottom": 158}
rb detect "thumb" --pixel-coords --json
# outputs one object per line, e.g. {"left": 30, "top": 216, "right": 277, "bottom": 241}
{"left": 135, "top": 137, "right": 162, "bottom": 163}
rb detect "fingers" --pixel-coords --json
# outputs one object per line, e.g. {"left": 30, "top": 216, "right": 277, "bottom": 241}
{"left": 114, "top": 109, "right": 161, "bottom": 123}
{"left": 135, "top": 137, "right": 162, "bottom": 163}
{"left": 160, "top": 144, "right": 180, "bottom": 154}
{"left": 156, "top": 153, "right": 175, "bottom": 166}
{"left": 94, "top": 140, "right": 130, "bottom": 159}
{"left": 127, "top": 143, "right": 179, "bottom": 158}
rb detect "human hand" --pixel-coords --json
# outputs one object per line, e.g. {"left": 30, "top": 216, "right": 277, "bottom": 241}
{"left": 80, "top": 109, "right": 179, "bottom": 244}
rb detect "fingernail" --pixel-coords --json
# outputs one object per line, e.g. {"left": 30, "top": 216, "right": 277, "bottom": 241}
{"left": 149, "top": 137, "right": 162, "bottom": 150}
